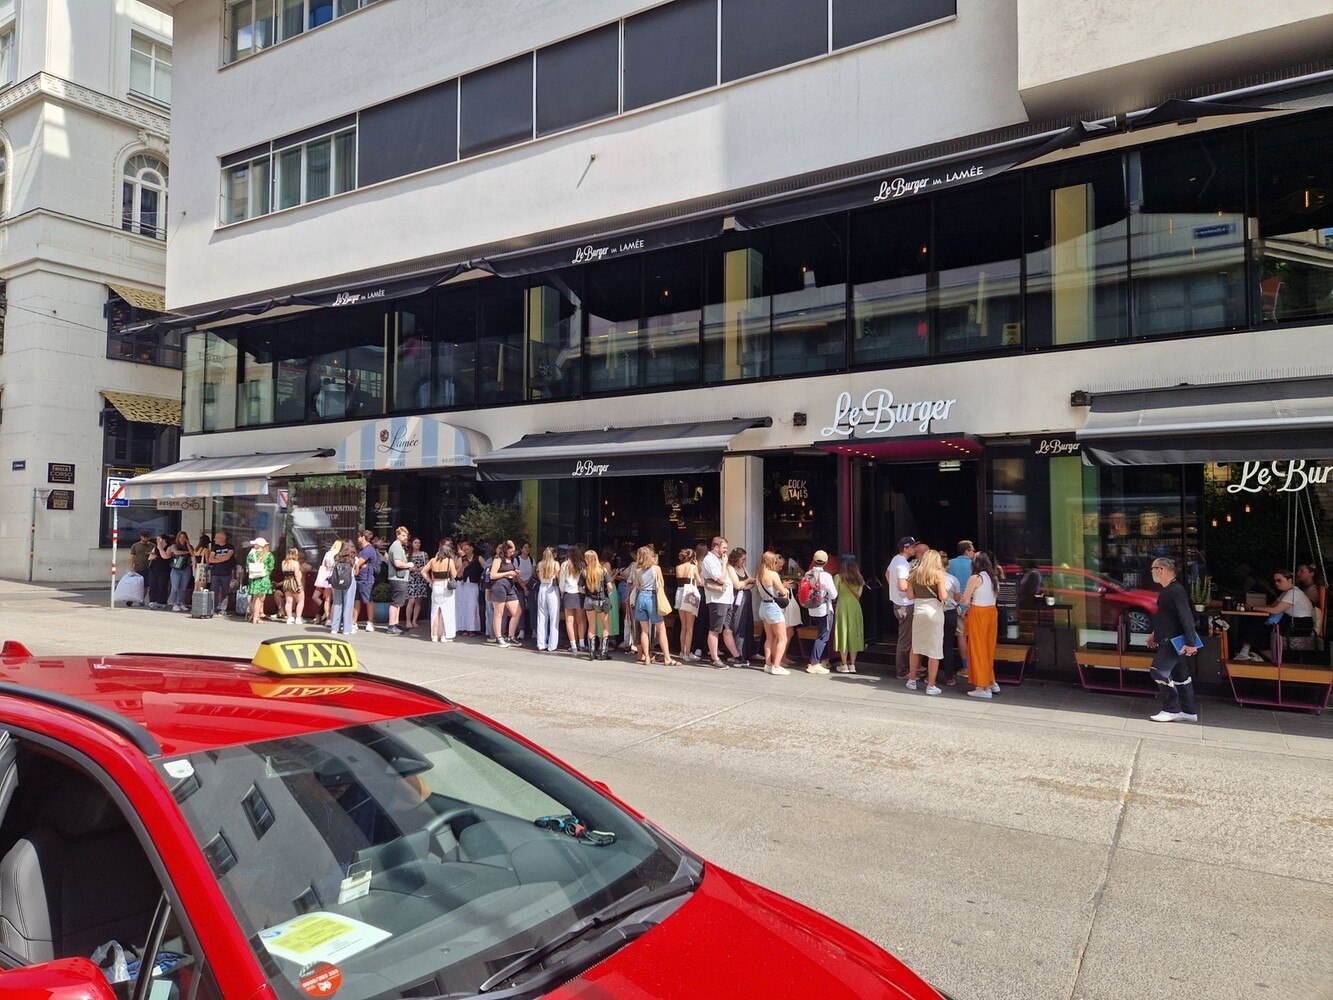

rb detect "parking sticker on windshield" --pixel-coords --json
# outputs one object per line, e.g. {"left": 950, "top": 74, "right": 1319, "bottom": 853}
{"left": 298, "top": 963, "right": 344, "bottom": 997}
{"left": 259, "top": 913, "right": 390, "bottom": 966}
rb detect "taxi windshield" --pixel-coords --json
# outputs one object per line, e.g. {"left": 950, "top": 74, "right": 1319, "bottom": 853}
{"left": 159, "top": 711, "right": 692, "bottom": 1000}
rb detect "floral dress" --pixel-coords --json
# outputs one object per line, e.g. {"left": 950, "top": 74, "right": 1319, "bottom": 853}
{"left": 246, "top": 552, "right": 275, "bottom": 596}
{"left": 407, "top": 552, "right": 430, "bottom": 598}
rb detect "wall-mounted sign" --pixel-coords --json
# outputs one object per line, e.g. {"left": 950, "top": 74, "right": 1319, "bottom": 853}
{"left": 11, "top": 460, "right": 24, "bottom": 472}
{"left": 47, "top": 463, "right": 75, "bottom": 484}
{"left": 1226, "top": 460, "right": 1332, "bottom": 494}
{"left": 46, "top": 489, "right": 74, "bottom": 511}
{"left": 573, "top": 459, "right": 612, "bottom": 478}
{"left": 821, "top": 389, "right": 958, "bottom": 438}
{"left": 1032, "top": 435, "right": 1081, "bottom": 458}
{"left": 778, "top": 478, "right": 809, "bottom": 503}
{"left": 156, "top": 497, "right": 205, "bottom": 511}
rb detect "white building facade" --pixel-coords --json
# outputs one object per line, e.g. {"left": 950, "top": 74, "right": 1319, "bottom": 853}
{"left": 0, "top": 0, "right": 175, "bottom": 582}
{"left": 143, "top": 0, "right": 1333, "bottom": 661}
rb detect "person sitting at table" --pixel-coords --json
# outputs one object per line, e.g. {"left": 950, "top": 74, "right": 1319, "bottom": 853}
{"left": 1295, "top": 563, "right": 1323, "bottom": 608}
{"left": 1232, "top": 569, "right": 1315, "bottom": 662}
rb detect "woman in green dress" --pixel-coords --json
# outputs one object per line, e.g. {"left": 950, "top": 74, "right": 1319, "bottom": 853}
{"left": 833, "top": 554, "right": 866, "bottom": 673}
{"left": 245, "top": 537, "right": 275, "bottom": 624}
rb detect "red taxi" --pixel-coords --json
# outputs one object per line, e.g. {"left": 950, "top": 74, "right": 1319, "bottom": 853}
{"left": 0, "top": 637, "right": 953, "bottom": 1000}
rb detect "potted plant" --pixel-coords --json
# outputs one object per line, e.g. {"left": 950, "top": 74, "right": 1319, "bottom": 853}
{"left": 1189, "top": 574, "right": 1212, "bottom": 613}
{"left": 372, "top": 581, "right": 392, "bottom": 624}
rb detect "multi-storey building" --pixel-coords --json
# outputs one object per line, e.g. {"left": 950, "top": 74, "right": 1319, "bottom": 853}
{"left": 0, "top": 0, "right": 175, "bottom": 582}
{"left": 140, "top": 0, "right": 1333, "bottom": 649}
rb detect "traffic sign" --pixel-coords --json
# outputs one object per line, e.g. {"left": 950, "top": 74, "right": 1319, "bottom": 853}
{"left": 105, "top": 477, "right": 129, "bottom": 508}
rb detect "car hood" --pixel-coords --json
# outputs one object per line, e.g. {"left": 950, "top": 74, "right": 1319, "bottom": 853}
{"left": 547, "top": 865, "right": 942, "bottom": 1000}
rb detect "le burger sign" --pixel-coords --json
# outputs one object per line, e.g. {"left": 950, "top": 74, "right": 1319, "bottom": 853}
{"left": 822, "top": 389, "right": 958, "bottom": 437}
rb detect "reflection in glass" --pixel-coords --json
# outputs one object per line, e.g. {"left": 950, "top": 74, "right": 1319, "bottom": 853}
{"left": 642, "top": 250, "right": 703, "bottom": 388}
{"left": 1254, "top": 114, "right": 1333, "bottom": 324}
{"left": 850, "top": 200, "right": 930, "bottom": 364}
{"left": 477, "top": 282, "right": 524, "bottom": 404}
{"left": 434, "top": 288, "right": 478, "bottom": 408}
{"left": 1025, "top": 157, "right": 1129, "bottom": 347}
{"left": 585, "top": 258, "right": 642, "bottom": 394}
{"left": 1130, "top": 133, "right": 1247, "bottom": 337}
{"left": 391, "top": 297, "right": 434, "bottom": 412}
{"left": 237, "top": 330, "right": 275, "bottom": 428}
{"left": 767, "top": 218, "right": 847, "bottom": 375}
{"left": 201, "top": 331, "right": 238, "bottom": 432}
{"left": 182, "top": 334, "right": 206, "bottom": 434}
{"left": 527, "top": 271, "right": 581, "bottom": 401}
{"left": 703, "top": 238, "right": 769, "bottom": 383}
{"left": 935, "top": 182, "right": 1021, "bottom": 353}
{"left": 273, "top": 317, "right": 313, "bottom": 423}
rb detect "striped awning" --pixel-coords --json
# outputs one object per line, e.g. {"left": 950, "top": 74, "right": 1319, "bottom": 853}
{"left": 336, "top": 417, "right": 490, "bottom": 472}
{"left": 107, "top": 284, "right": 168, "bottom": 313}
{"left": 101, "top": 390, "right": 182, "bottom": 426}
{"left": 120, "top": 450, "right": 330, "bottom": 501}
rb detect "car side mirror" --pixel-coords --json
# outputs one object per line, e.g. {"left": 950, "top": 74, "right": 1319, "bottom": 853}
{"left": 0, "top": 958, "right": 120, "bottom": 1000}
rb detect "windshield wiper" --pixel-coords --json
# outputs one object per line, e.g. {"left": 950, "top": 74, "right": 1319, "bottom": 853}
{"left": 474, "top": 867, "right": 701, "bottom": 995}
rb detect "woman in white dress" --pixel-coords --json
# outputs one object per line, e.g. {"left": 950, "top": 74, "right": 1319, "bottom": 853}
{"left": 908, "top": 549, "right": 949, "bottom": 696}
{"left": 312, "top": 539, "right": 341, "bottom": 625}
{"left": 423, "top": 541, "right": 458, "bottom": 642}
{"left": 455, "top": 541, "right": 482, "bottom": 635}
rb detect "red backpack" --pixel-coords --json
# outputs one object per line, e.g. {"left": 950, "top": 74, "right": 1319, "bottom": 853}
{"left": 797, "top": 571, "right": 825, "bottom": 608}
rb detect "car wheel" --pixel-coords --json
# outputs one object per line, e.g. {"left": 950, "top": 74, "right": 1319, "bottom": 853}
{"left": 1126, "top": 610, "right": 1151, "bottom": 634}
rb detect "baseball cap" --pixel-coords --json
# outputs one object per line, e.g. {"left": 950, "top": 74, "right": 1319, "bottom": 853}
{"left": 248, "top": 537, "right": 268, "bottom": 547}
{"left": 898, "top": 536, "right": 917, "bottom": 549}
{"left": 812, "top": 550, "right": 829, "bottom": 565}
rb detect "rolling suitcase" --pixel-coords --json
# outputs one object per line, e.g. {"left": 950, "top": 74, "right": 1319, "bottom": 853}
{"left": 191, "top": 587, "right": 215, "bottom": 619}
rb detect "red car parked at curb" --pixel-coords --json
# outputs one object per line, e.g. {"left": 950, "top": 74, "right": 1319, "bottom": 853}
{"left": 0, "top": 637, "right": 954, "bottom": 1000}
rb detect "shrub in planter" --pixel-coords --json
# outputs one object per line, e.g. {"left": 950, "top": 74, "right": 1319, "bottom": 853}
{"left": 372, "top": 581, "right": 392, "bottom": 624}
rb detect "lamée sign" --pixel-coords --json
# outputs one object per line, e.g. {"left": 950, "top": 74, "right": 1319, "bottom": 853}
{"left": 821, "top": 389, "right": 958, "bottom": 437}
{"left": 872, "top": 164, "right": 986, "bottom": 203}
{"left": 377, "top": 426, "right": 420, "bottom": 458}
{"left": 1226, "top": 461, "right": 1333, "bottom": 494}
{"left": 571, "top": 238, "right": 647, "bottom": 265}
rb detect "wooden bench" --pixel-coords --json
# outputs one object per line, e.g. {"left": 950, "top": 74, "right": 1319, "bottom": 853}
{"left": 1225, "top": 661, "right": 1333, "bottom": 713}
{"left": 1075, "top": 648, "right": 1157, "bottom": 695}
{"left": 992, "top": 644, "right": 1032, "bottom": 686}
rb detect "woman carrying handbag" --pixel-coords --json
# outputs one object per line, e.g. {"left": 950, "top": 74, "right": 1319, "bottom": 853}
{"left": 755, "top": 552, "right": 792, "bottom": 674}
{"left": 674, "top": 548, "right": 703, "bottom": 662}
{"left": 630, "top": 547, "right": 678, "bottom": 666}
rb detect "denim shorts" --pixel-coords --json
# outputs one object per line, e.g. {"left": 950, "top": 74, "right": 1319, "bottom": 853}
{"left": 633, "top": 590, "right": 662, "bottom": 624}
{"left": 758, "top": 601, "right": 785, "bottom": 625}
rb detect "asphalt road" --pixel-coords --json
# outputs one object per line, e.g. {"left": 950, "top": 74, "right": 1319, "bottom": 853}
{"left": 3, "top": 582, "right": 1331, "bottom": 1000}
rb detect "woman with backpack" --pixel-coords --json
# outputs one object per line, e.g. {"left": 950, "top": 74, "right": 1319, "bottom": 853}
{"left": 754, "top": 551, "right": 792, "bottom": 675}
{"left": 327, "top": 539, "right": 358, "bottom": 635}
{"left": 423, "top": 540, "right": 458, "bottom": 642}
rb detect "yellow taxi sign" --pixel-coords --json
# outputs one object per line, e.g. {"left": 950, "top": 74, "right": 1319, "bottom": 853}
{"left": 252, "top": 636, "right": 360, "bottom": 676}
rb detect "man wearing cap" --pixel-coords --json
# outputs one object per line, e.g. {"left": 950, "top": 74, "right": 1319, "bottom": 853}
{"left": 885, "top": 537, "right": 917, "bottom": 678}
{"left": 803, "top": 551, "right": 837, "bottom": 674}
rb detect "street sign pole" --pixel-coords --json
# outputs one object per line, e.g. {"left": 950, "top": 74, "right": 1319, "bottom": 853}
{"left": 110, "top": 507, "right": 118, "bottom": 610}
{"left": 105, "top": 476, "right": 129, "bottom": 609}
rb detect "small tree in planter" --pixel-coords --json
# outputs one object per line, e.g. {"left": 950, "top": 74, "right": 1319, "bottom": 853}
{"left": 372, "top": 581, "right": 392, "bottom": 624}
{"left": 1189, "top": 574, "right": 1213, "bottom": 612}
{"left": 454, "top": 496, "right": 526, "bottom": 547}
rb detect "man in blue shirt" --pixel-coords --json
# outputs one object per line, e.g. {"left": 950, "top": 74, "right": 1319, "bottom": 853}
{"left": 354, "top": 529, "right": 379, "bottom": 632}
{"left": 947, "top": 541, "right": 975, "bottom": 675}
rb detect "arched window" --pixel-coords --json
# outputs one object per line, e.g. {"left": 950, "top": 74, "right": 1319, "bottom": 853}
{"left": 122, "top": 154, "right": 168, "bottom": 239}
{"left": 0, "top": 151, "right": 7, "bottom": 218}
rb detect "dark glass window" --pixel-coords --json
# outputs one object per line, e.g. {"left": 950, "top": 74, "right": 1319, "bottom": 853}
{"left": 105, "top": 292, "right": 181, "bottom": 369}
{"left": 833, "top": 0, "right": 955, "bottom": 49}
{"left": 433, "top": 287, "right": 478, "bottom": 408}
{"left": 527, "top": 270, "right": 582, "bottom": 401}
{"left": 850, "top": 199, "right": 931, "bottom": 364}
{"left": 1025, "top": 156, "right": 1129, "bottom": 348}
{"left": 273, "top": 316, "right": 316, "bottom": 423}
{"left": 306, "top": 306, "right": 387, "bottom": 421}
{"left": 459, "top": 55, "right": 534, "bottom": 158}
{"left": 934, "top": 181, "right": 1022, "bottom": 354}
{"left": 536, "top": 25, "right": 619, "bottom": 136}
{"left": 703, "top": 232, "right": 770, "bottom": 383}
{"left": 1253, "top": 113, "right": 1333, "bottom": 324}
{"left": 391, "top": 296, "right": 435, "bottom": 411}
{"left": 767, "top": 217, "right": 848, "bottom": 375}
{"left": 623, "top": 0, "right": 718, "bottom": 111}
{"left": 721, "top": 0, "right": 827, "bottom": 83}
{"left": 585, "top": 258, "right": 642, "bottom": 394}
{"left": 476, "top": 281, "right": 525, "bottom": 404}
{"left": 358, "top": 82, "right": 458, "bottom": 186}
{"left": 642, "top": 247, "right": 703, "bottom": 387}
{"left": 1130, "top": 133, "right": 1247, "bottom": 338}
{"left": 100, "top": 404, "right": 179, "bottom": 547}
{"left": 237, "top": 327, "right": 276, "bottom": 428}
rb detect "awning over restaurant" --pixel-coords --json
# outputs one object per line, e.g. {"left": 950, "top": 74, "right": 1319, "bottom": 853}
{"left": 118, "top": 450, "right": 333, "bottom": 501}
{"left": 1077, "top": 376, "right": 1333, "bottom": 466}
{"left": 475, "top": 418, "right": 770, "bottom": 482}
{"left": 336, "top": 417, "right": 490, "bottom": 472}
{"left": 106, "top": 284, "right": 168, "bottom": 313}
{"left": 100, "top": 390, "right": 182, "bottom": 427}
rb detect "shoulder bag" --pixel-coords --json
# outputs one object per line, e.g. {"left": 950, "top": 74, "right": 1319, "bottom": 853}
{"left": 654, "top": 567, "right": 672, "bottom": 618}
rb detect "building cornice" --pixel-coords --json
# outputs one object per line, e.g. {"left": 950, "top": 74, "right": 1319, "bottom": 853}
{"left": 0, "top": 74, "right": 170, "bottom": 140}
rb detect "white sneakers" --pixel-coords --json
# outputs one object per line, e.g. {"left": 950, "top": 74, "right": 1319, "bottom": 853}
{"left": 926, "top": 685, "right": 942, "bottom": 696}
{"left": 905, "top": 679, "right": 918, "bottom": 690}
{"left": 806, "top": 663, "right": 830, "bottom": 675}
{"left": 990, "top": 682, "right": 1002, "bottom": 694}
{"left": 430, "top": 635, "right": 440, "bottom": 643}
{"left": 966, "top": 688, "right": 993, "bottom": 699}
{"left": 1151, "top": 711, "right": 1199, "bottom": 723}
{"left": 765, "top": 665, "right": 791, "bottom": 675}
{"left": 1234, "top": 650, "right": 1264, "bottom": 662}
{"left": 364, "top": 622, "right": 374, "bottom": 632}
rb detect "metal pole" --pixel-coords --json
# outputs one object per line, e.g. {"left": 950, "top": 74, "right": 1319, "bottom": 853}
{"left": 27, "top": 488, "right": 36, "bottom": 582}
{"left": 111, "top": 507, "right": 119, "bottom": 610}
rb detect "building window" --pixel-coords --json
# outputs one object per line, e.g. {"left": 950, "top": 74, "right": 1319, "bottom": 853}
{"left": 703, "top": 235, "right": 771, "bottom": 384}
{"left": 849, "top": 199, "right": 931, "bottom": 365}
{"left": 476, "top": 281, "right": 525, "bottom": 404}
{"left": 273, "top": 128, "right": 355, "bottom": 211}
{"left": 721, "top": 0, "right": 828, "bottom": 83}
{"left": 222, "top": 152, "right": 272, "bottom": 223}
{"left": 129, "top": 33, "right": 171, "bottom": 104}
{"left": 623, "top": 0, "right": 718, "bottom": 112}
{"left": 535, "top": 25, "right": 619, "bottom": 137}
{"left": 0, "top": 149, "right": 7, "bottom": 218}
{"left": 934, "top": 181, "right": 1022, "bottom": 354}
{"left": 526, "top": 272, "right": 582, "bottom": 402}
{"left": 227, "top": 0, "right": 275, "bottom": 62}
{"left": 105, "top": 289, "right": 180, "bottom": 368}
{"left": 432, "top": 286, "right": 478, "bottom": 409}
{"left": 122, "top": 154, "right": 168, "bottom": 240}
{"left": 0, "top": 23, "right": 14, "bottom": 87}
{"left": 766, "top": 217, "right": 848, "bottom": 375}
{"left": 100, "top": 404, "right": 180, "bottom": 548}
{"left": 833, "top": 0, "right": 956, "bottom": 50}
{"left": 459, "top": 55, "right": 534, "bottom": 159}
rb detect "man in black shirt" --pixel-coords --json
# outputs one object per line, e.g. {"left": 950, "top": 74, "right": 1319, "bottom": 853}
{"left": 208, "top": 531, "right": 236, "bottom": 615}
{"left": 1146, "top": 557, "right": 1201, "bottom": 723}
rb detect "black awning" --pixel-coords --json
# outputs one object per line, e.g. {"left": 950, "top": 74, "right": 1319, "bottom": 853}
{"left": 1077, "top": 376, "right": 1333, "bottom": 466}
{"left": 475, "top": 216, "right": 724, "bottom": 278}
{"left": 475, "top": 417, "right": 769, "bottom": 481}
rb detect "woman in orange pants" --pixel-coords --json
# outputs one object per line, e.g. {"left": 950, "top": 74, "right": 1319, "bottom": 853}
{"left": 961, "top": 552, "right": 1001, "bottom": 699}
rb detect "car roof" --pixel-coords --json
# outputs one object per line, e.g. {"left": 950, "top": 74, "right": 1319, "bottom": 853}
{"left": 0, "top": 646, "right": 450, "bottom": 758}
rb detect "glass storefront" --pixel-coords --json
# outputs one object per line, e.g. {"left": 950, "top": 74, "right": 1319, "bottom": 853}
{"left": 762, "top": 455, "right": 838, "bottom": 567}
{"left": 534, "top": 475, "right": 721, "bottom": 557}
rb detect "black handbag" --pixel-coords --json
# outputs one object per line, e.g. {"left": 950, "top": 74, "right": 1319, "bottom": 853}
{"left": 761, "top": 581, "right": 790, "bottom": 609}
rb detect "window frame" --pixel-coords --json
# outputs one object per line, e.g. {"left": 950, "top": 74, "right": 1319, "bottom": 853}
{"left": 121, "top": 154, "right": 169, "bottom": 241}
{"left": 129, "top": 30, "right": 171, "bottom": 105}
{"left": 224, "top": 0, "right": 375, "bottom": 65}
{"left": 0, "top": 21, "right": 15, "bottom": 89}
{"left": 272, "top": 126, "right": 357, "bottom": 209}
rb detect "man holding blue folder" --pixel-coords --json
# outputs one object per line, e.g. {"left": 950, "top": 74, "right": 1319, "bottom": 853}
{"left": 1146, "top": 557, "right": 1201, "bottom": 723}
